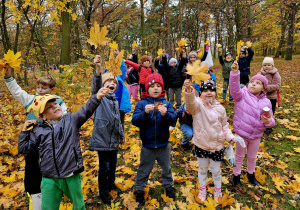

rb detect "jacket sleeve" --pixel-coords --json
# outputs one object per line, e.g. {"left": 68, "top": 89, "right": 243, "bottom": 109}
{"left": 219, "top": 55, "right": 224, "bottom": 66}
{"left": 211, "top": 72, "right": 216, "bottom": 84}
{"left": 161, "top": 56, "right": 169, "bottom": 70}
{"left": 119, "top": 60, "right": 127, "bottom": 81}
{"left": 154, "top": 59, "right": 163, "bottom": 71}
{"left": 184, "top": 87, "right": 200, "bottom": 115}
{"left": 161, "top": 102, "right": 176, "bottom": 125}
{"left": 132, "top": 53, "right": 138, "bottom": 64}
{"left": 221, "top": 108, "right": 234, "bottom": 141}
{"left": 18, "top": 130, "right": 40, "bottom": 154}
{"left": 126, "top": 60, "right": 141, "bottom": 70}
{"left": 91, "top": 71, "right": 102, "bottom": 94}
{"left": 229, "top": 71, "right": 243, "bottom": 101}
{"left": 201, "top": 50, "right": 208, "bottom": 61}
{"left": 247, "top": 47, "right": 254, "bottom": 62}
{"left": 178, "top": 54, "right": 188, "bottom": 72}
{"left": 72, "top": 94, "right": 101, "bottom": 128}
{"left": 4, "top": 77, "right": 35, "bottom": 107}
{"left": 266, "top": 73, "right": 281, "bottom": 93}
{"left": 132, "top": 102, "right": 151, "bottom": 127}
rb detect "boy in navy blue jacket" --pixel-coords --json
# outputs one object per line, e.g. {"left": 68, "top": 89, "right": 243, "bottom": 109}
{"left": 132, "top": 73, "right": 176, "bottom": 205}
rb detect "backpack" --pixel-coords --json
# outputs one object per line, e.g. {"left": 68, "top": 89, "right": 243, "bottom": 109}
{"left": 127, "top": 68, "right": 138, "bottom": 84}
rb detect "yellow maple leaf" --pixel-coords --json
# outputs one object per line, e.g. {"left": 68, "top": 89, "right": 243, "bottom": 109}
{"left": 186, "top": 60, "right": 211, "bottom": 84}
{"left": 178, "top": 38, "right": 186, "bottom": 47}
{"left": 109, "top": 41, "right": 118, "bottom": 49}
{"left": 161, "top": 191, "right": 174, "bottom": 203}
{"left": 286, "top": 135, "right": 300, "bottom": 141}
{"left": 271, "top": 174, "right": 285, "bottom": 192}
{"left": 204, "top": 197, "right": 218, "bottom": 209}
{"left": 216, "top": 43, "right": 222, "bottom": 48}
{"left": 204, "top": 40, "right": 210, "bottom": 45}
{"left": 105, "top": 49, "right": 124, "bottom": 76}
{"left": 197, "top": 50, "right": 204, "bottom": 58}
{"left": 157, "top": 49, "right": 163, "bottom": 56}
{"left": 276, "top": 160, "right": 288, "bottom": 170}
{"left": 132, "top": 41, "right": 138, "bottom": 48}
{"left": 87, "top": 22, "right": 111, "bottom": 49}
{"left": 0, "top": 50, "right": 22, "bottom": 73}
{"left": 218, "top": 193, "right": 235, "bottom": 207}
{"left": 294, "top": 147, "right": 300, "bottom": 153}
{"left": 255, "top": 167, "right": 266, "bottom": 185}
{"left": 246, "top": 41, "right": 252, "bottom": 47}
{"left": 236, "top": 40, "right": 244, "bottom": 61}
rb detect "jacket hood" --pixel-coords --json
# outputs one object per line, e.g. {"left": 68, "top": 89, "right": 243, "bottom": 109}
{"left": 143, "top": 95, "right": 166, "bottom": 103}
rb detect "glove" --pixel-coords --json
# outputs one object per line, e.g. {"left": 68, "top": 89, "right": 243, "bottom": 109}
{"left": 234, "top": 135, "right": 246, "bottom": 148}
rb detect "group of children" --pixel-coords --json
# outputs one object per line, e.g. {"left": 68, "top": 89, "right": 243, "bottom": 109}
{"left": 4, "top": 45, "right": 281, "bottom": 209}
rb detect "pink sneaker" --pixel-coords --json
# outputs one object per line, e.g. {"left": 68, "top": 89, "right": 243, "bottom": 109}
{"left": 214, "top": 190, "right": 222, "bottom": 202}
{"left": 197, "top": 188, "right": 207, "bottom": 203}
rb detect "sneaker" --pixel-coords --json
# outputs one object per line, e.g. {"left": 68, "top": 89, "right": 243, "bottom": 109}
{"left": 197, "top": 188, "right": 207, "bottom": 202}
{"left": 165, "top": 187, "right": 175, "bottom": 199}
{"left": 134, "top": 190, "right": 145, "bottom": 206}
{"left": 214, "top": 189, "right": 222, "bottom": 203}
{"left": 100, "top": 192, "right": 112, "bottom": 204}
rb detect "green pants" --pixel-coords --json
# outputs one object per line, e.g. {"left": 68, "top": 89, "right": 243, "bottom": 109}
{"left": 40, "top": 174, "right": 85, "bottom": 210}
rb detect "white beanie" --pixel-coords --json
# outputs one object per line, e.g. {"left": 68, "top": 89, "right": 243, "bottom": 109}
{"left": 169, "top": 58, "right": 177, "bottom": 65}
{"left": 262, "top": 57, "right": 274, "bottom": 66}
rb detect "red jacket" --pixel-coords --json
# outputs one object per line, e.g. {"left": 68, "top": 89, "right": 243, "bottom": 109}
{"left": 126, "top": 60, "right": 154, "bottom": 85}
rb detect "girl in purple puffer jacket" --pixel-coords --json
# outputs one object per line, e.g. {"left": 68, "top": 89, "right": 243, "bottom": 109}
{"left": 229, "top": 61, "right": 275, "bottom": 187}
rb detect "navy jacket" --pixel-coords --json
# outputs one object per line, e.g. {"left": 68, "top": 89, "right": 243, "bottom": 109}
{"left": 238, "top": 47, "right": 254, "bottom": 77}
{"left": 132, "top": 96, "right": 176, "bottom": 148}
{"left": 175, "top": 104, "right": 193, "bottom": 126}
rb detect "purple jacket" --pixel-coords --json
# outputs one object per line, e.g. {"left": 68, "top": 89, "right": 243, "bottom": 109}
{"left": 229, "top": 71, "right": 275, "bottom": 139}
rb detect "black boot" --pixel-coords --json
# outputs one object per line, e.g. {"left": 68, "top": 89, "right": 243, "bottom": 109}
{"left": 264, "top": 128, "right": 273, "bottom": 136}
{"left": 247, "top": 172, "right": 261, "bottom": 186}
{"left": 100, "top": 192, "right": 112, "bottom": 204}
{"left": 135, "top": 190, "right": 145, "bottom": 206}
{"left": 232, "top": 174, "right": 242, "bottom": 187}
{"left": 165, "top": 187, "right": 175, "bottom": 199}
{"left": 109, "top": 184, "right": 122, "bottom": 195}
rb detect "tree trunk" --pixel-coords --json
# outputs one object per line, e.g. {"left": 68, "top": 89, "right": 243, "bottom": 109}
{"left": 1, "top": 0, "right": 11, "bottom": 52}
{"left": 140, "top": 0, "right": 145, "bottom": 55}
{"left": 61, "top": 7, "right": 72, "bottom": 68}
{"left": 275, "top": 9, "right": 287, "bottom": 58}
{"left": 285, "top": 7, "right": 296, "bottom": 60}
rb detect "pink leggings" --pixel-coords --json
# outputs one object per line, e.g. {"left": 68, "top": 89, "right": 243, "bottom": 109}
{"left": 127, "top": 84, "right": 140, "bottom": 102}
{"left": 233, "top": 137, "right": 261, "bottom": 176}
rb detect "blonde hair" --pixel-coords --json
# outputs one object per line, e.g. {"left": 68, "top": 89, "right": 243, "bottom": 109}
{"left": 37, "top": 75, "right": 56, "bottom": 88}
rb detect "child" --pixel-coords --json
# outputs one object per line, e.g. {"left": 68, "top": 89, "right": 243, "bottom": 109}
{"left": 88, "top": 55, "right": 126, "bottom": 204}
{"left": 218, "top": 48, "right": 234, "bottom": 104}
{"left": 184, "top": 79, "right": 234, "bottom": 203}
{"left": 132, "top": 73, "right": 176, "bottom": 205}
{"left": 230, "top": 61, "right": 275, "bottom": 187}
{"left": 126, "top": 55, "right": 154, "bottom": 97}
{"left": 154, "top": 52, "right": 169, "bottom": 93}
{"left": 259, "top": 57, "right": 281, "bottom": 135}
{"left": 126, "top": 55, "right": 140, "bottom": 103}
{"left": 18, "top": 86, "right": 108, "bottom": 209}
{"left": 238, "top": 46, "right": 254, "bottom": 87}
{"left": 175, "top": 103, "right": 193, "bottom": 151}
{"left": 4, "top": 67, "right": 67, "bottom": 210}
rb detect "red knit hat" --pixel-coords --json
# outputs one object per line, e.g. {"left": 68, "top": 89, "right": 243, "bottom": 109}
{"left": 142, "top": 73, "right": 166, "bottom": 98}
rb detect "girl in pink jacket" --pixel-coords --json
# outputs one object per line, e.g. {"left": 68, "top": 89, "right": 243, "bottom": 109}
{"left": 229, "top": 61, "right": 275, "bottom": 187}
{"left": 184, "top": 79, "right": 235, "bottom": 203}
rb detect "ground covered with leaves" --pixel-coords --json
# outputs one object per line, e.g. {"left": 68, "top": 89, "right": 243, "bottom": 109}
{"left": 0, "top": 56, "right": 299, "bottom": 209}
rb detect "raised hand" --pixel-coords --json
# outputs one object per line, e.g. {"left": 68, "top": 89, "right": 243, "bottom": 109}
{"left": 22, "top": 120, "right": 38, "bottom": 131}
{"left": 94, "top": 55, "right": 102, "bottom": 75}
{"left": 231, "top": 61, "right": 239, "bottom": 74}
{"left": 184, "top": 79, "right": 192, "bottom": 92}
{"left": 97, "top": 85, "right": 109, "bottom": 100}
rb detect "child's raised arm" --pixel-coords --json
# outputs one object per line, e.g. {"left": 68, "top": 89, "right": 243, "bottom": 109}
{"left": 229, "top": 61, "right": 243, "bottom": 101}
{"left": 18, "top": 120, "right": 39, "bottom": 154}
{"left": 91, "top": 55, "right": 103, "bottom": 94}
{"left": 184, "top": 79, "right": 199, "bottom": 115}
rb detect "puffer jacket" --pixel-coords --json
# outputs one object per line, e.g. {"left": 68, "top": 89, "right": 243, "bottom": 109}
{"left": 260, "top": 68, "right": 281, "bottom": 100}
{"left": 18, "top": 95, "right": 101, "bottom": 178}
{"left": 229, "top": 71, "right": 275, "bottom": 139}
{"left": 88, "top": 72, "right": 125, "bottom": 151}
{"left": 154, "top": 56, "right": 169, "bottom": 89}
{"left": 219, "top": 56, "right": 235, "bottom": 79}
{"left": 125, "top": 60, "right": 154, "bottom": 85}
{"left": 132, "top": 96, "right": 176, "bottom": 148}
{"left": 237, "top": 47, "right": 254, "bottom": 77}
{"left": 184, "top": 88, "right": 234, "bottom": 152}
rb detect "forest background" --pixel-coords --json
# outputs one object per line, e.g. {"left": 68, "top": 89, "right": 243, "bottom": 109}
{"left": 0, "top": 0, "right": 300, "bottom": 209}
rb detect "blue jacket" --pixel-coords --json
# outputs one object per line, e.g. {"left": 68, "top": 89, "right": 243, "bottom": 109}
{"left": 132, "top": 96, "right": 176, "bottom": 148}
{"left": 104, "top": 60, "right": 131, "bottom": 113}
{"left": 238, "top": 47, "right": 254, "bottom": 77}
{"left": 175, "top": 104, "right": 193, "bottom": 126}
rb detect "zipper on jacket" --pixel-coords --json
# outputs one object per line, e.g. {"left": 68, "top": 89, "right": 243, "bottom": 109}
{"left": 154, "top": 99, "right": 157, "bottom": 148}
{"left": 46, "top": 121, "right": 60, "bottom": 177}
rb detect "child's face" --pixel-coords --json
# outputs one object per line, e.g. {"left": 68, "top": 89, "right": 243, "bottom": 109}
{"left": 226, "top": 54, "right": 232, "bottom": 60}
{"left": 248, "top": 79, "right": 264, "bottom": 96}
{"left": 36, "top": 84, "right": 54, "bottom": 96}
{"left": 200, "top": 89, "right": 216, "bottom": 102}
{"left": 263, "top": 63, "right": 273, "bottom": 72}
{"left": 104, "top": 79, "right": 118, "bottom": 94}
{"left": 189, "top": 55, "right": 197, "bottom": 63}
{"left": 143, "top": 60, "right": 150, "bottom": 68}
{"left": 170, "top": 61, "right": 176, "bottom": 67}
{"left": 239, "top": 52, "right": 246, "bottom": 59}
{"left": 40, "top": 101, "right": 62, "bottom": 121}
{"left": 148, "top": 83, "right": 162, "bottom": 98}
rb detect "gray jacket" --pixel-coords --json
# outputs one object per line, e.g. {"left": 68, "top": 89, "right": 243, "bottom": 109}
{"left": 18, "top": 95, "right": 101, "bottom": 178}
{"left": 88, "top": 72, "right": 125, "bottom": 151}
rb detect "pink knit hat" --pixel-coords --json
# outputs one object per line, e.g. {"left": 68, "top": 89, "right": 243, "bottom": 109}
{"left": 188, "top": 51, "right": 197, "bottom": 59}
{"left": 250, "top": 73, "right": 268, "bottom": 89}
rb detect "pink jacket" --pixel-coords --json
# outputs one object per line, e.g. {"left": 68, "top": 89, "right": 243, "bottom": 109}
{"left": 229, "top": 71, "right": 275, "bottom": 139}
{"left": 184, "top": 88, "right": 234, "bottom": 152}
{"left": 260, "top": 68, "right": 281, "bottom": 100}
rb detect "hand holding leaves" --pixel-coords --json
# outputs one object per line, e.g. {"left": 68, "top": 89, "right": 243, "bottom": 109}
{"left": 231, "top": 61, "right": 239, "bottom": 74}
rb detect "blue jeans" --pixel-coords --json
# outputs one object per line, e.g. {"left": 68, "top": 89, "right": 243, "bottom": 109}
{"left": 222, "top": 79, "right": 233, "bottom": 101}
{"left": 180, "top": 124, "right": 193, "bottom": 146}
{"left": 97, "top": 150, "right": 118, "bottom": 193}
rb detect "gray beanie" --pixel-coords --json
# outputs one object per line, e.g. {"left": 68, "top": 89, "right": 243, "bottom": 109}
{"left": 169, "top": 58, "right": 177, "bottom": 65}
